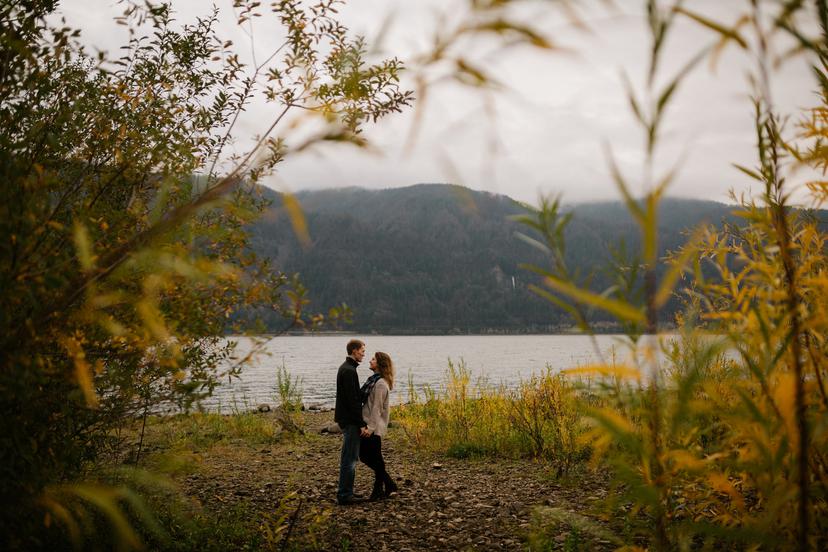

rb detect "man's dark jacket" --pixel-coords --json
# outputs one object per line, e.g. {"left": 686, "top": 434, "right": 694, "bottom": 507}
{"left": 334, "top": 357, "right": 366, "bottom": 427}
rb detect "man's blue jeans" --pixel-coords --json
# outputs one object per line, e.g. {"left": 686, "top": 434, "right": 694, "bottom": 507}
{"left": 337, "top": 424, "right": 361, "bottom": 501}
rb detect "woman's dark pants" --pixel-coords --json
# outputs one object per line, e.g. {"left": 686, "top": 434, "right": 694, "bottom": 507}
{"left": 359, "top": 434, "right": 394, "bottom": 493}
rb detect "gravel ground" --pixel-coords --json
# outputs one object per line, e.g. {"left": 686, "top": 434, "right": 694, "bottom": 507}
{"left": 169, "top": 411, "right": 614, "bottom": 551}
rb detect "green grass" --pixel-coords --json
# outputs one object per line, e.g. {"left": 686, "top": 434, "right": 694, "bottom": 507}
{"left": 145, "top": 411, "right": 283, "bottom": 452}
{"left": 446, "top": 441, "right": 490, "bottom": 459}
{"left": 141, "top": 497, "right": 265, "bottom": 552}
{"left": 126, "top": 412, "right": 327, "bottom": 551}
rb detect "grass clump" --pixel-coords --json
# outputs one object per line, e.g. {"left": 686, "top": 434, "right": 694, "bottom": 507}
{"left": 147, "top": 411, "right": 282, "bottom": 452}
{"left": 275, "top": 361, "right": 304, "bottom": 413}
{"left": 397, "top": 359, "right": 587, "bottom": 473}
{"left": 138, "top": 490, "right": 332, "bottom": 552}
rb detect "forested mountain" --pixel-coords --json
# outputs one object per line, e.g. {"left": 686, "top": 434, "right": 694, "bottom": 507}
{"left": 245, "top": 184, "right": 802, "bottom": 333}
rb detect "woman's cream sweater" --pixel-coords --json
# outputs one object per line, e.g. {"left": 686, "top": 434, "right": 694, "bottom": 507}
{"left": 362, "top": 377, "right": 390, "bottom": 437}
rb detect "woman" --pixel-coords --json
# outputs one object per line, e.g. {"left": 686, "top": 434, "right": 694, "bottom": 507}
{"left": 359, "top": 351, "right": 398, "bottom": 500}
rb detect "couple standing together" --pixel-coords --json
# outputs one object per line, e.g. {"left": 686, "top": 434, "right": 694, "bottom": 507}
{"left": 334, "top": 339, "right": 398, "bottom": 505}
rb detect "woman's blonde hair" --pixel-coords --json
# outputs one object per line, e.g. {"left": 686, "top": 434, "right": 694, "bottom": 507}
{"left": 374, "top": 351, "right": 394, "bottom": 390}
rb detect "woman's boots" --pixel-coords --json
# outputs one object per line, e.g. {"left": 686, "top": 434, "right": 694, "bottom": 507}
{"left": 369, "top": 471, "right": 398, "bottom": 500}
{"left": 382, "top": 471, "right": 398, "bottom": 497}
{"left": 369, "top": 475, "right": 384, "bottom": 501}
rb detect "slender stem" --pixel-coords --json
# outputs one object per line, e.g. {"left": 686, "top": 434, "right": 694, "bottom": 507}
{"left": 207, "top": 78, "right": 254, "bottom": 181}
{"left": 751, "top": 1, "right": 809, "bottom": 547}
{"left": 135, "top": 392, "right": 149, "bottom": 465}
{"left": 775, "top": 201, "right": 809, "bottom": 551}
{"left": 642, "top": 3, "right": 667, "bottom": 548}
{"left": 207, "top": 40, "right": 289, "bottom": 181}
{"left": 279, "top": 497, "right": 303, "bottom": 552}
{"left": 805, "top": 332, "right": 828, "bottom": 411}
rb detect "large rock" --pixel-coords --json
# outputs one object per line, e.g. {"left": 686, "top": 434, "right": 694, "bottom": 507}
{"left": 319, "top": 422, "right": 342, "bottom": 434}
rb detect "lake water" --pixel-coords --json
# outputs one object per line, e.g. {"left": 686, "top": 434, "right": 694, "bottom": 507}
{"left": 202, "top": 334, "right": 646, "bottom": 412}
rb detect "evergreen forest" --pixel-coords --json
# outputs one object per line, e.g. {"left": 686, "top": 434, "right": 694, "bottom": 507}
{"left": 249, "top": 185, "right": 824, "bottom": 333}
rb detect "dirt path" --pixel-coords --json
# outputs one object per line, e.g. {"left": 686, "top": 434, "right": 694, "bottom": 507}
{"left": 174, "top": 412, "right": 611, "bottom": 550}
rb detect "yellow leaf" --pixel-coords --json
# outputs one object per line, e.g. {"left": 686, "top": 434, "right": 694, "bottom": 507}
{"left": 100, "top": 316, "right": 127, "bottom": 337}
{"left": 73, "top": 222, "right": 94, "bottom": 271}
{"left": 136, "top": 298, "right": 169, "bottom": 341}
{"left": 591, "top": 406, "right": 636, "bottom": 435}
{"left": 69, "top": 484, "right": 142, "bottom": 550}
{"left": 666, "top": 449, "right": 705, "bottom": 472}
{"left": 708, "top": 472, "right": 745, "bottom": 511}
{"left": 543, "top": 276, "right": 646, "bottom": 323}
{"left": 579, "top": 428, "right": 611, "bottom": 466}
{"left": 563, "top": 364, "right": 641, "bottom": 380}
{"left": 655, "top": 229, "right": 704, "bottom": 308}
{"left": 283, "top": 193, "right": 310, "bottom": 247}
{"left": 61, "top": 337, "right": 99, "bottom": 408}
{"left": 773, "top": 372, "right": 797, "bottom": 438}
{"left": 90, "top": 292, "right": 125, "bottom": 309}
{"left": 674, "top": 7, "right": 749, "bottom": 49}
{"left": 38, "top": 495, "right": 80, "bottom": 545}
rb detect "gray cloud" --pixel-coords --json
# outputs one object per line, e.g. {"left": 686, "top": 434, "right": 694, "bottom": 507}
{"left": 56, "top": 0, "right": 819, "bottom": 205}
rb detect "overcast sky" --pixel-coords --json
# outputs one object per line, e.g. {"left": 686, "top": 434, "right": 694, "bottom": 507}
{"left": 55, "top": 0, "right": 820, "bottom": 205}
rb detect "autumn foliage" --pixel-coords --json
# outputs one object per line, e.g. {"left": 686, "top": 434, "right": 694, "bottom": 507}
{"left": 0, "top": 1, "right": 409, "bottom": 548}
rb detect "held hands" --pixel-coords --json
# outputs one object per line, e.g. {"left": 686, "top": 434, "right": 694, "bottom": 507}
{"left": 360, "top": 427, "right": 372, "bottom": 438}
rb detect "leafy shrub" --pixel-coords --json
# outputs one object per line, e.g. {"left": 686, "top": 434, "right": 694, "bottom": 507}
{"left": 0, "top": 1, "right": 410, "bottom": 547}
{"left": 397, "top": 359, "right": 587, "bottom": 471}
{"left": 508, "top": 368, "right": 584, "bottom": 471}
{"left": 517, "top": 1, "right": 828, "bottom": 549}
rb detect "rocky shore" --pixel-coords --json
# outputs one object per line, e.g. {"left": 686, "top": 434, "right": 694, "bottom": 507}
{"left": 145, "top": 410, "right": 612, "bottom": 550}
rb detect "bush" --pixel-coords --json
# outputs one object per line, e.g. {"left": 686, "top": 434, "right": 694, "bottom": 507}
{"left": 508, "top": 368, "right": 584, "bottom": 472}
{"left": 515, "top": 1, "right": 828, "bottom": 548}
{"left": 397, "top": 359, "right": 587, "bottom": 472}
{"left": 0, "top": 1, "right": 410, "bottom": 547}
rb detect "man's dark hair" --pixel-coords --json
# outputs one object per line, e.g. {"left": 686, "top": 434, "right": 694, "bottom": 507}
{"left": 346, "top": 339, "right": 365, "bottom": 355}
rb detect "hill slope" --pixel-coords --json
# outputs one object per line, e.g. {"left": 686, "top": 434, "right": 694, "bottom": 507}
{"left": 248, "top": 184, "right": 743, "bottom": 333}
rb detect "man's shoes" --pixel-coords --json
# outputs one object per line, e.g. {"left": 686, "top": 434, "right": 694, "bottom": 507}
{"left": 336, "top": 495, "right": 367, "bottom": 506}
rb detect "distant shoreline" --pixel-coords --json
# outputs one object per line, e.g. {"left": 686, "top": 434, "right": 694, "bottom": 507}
{"left": 225, "top": 326, "right": 682, "bottom": 338}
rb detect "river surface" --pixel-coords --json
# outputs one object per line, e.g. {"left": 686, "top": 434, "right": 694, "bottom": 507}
{"left": 202, "top": 334, "right": 658, "bottom": 412}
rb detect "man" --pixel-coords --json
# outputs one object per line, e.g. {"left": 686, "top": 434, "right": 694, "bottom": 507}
{"left": 335, "top": 339, "right": 370, "bottom": 505}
